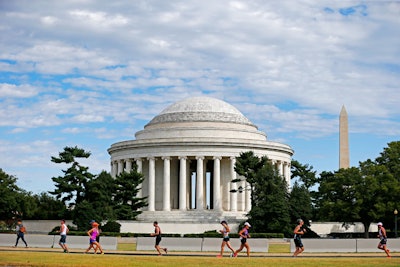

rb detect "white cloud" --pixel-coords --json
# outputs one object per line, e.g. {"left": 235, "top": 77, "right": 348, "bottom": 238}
{"left": 0, "top": 0, "right": 399, "bottom": 193}
{"left": 0, "top": 83, "right": 38, "bottom": 98}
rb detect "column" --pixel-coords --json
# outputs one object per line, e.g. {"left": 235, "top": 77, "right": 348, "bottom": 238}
{"left": 111, "top": 161, "right": 116, "bottom": 178}
{"left": 179, "top": 156, "right": 187, "bottom": 211}
{"left": 135, "top": 158, "right": 143, "bottom": 207}
{"left": 162, "top": 157, "right": 171, "bottom": 211}
{"left": 117, "top": 160, "right": 124, "bottom": 175}
{"left": 278, "top": 161, "right": 284, "bottom": 176}
{"left": 245, "top": 181, "right": 251, "bottom": 212}
{"left": 240, "top": 180, "right": 246, "bottom": 211}
{"left": 285, "top": 162, "right": 291, "bottom": 188}
{"left": 196, "top": 156, "right": 204, "bottom": 210}
{"left": 125, "top": 159, "right": 132, "bottom": 172}
{"left": 213, "top": 156, "right": 222, "bottom": 211}
{"left": 135, "top": 158, "right": 143, "bottom": 173}
{"left": 148, "top": 157, "right": 155, "bottom": 211}
{"left": 230, "top": 157, "right": 237, "bottom": 212}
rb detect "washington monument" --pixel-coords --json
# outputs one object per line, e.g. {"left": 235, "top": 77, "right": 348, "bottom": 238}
{"left": 339, "top": 105, "right": 349, "bottom": 169}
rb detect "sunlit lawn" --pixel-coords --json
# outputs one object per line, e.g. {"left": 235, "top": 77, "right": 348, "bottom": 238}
{"left": 268, "top": 242, "right": 290, "bottom": 253}
{"left": 0, "top": 251, "right": 398, "bottom": 267}
{"left": 117, "top": 242, "right": 137, "bottom": 251}
{"left": 117, "top": 242, "right": 289, "bottom": 253}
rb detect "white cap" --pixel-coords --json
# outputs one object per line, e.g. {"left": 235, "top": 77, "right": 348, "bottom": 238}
{"left": 244, "top": 222, "right": 251, "bottom": 227}
{"left": 377, "top": 222, "right": 383, "bottom": 226}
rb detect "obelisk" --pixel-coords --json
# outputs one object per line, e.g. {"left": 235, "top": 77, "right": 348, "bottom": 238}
{"left": 339, "top": 105, "right": 349, "bottom": 169}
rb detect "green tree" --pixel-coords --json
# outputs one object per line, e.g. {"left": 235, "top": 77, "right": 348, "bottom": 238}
{"left": 254, "top": 162, "right": 291, "bottom": 235}
{"left": 233, "top": 151, "right": 266, "bottom": 210}
{"left": 291, "top": 160, "right": 318, "bottom": 190}
{"left": 32, "top": 192, "right": 69, "bottom": 219}
{"left": 376, "top": 141, "right": 400, "bottom": 181}
{"left": 317, "top": 162, "right": 400, "bottom": 238}
{"left": 318, "top": 167, "right": 361, "bottom": 226}
{"left": 233, "top": 151, "right": 291, "bottom": 235}
{"left": 73, "top": 200, "right": 98, "bottom": 230}
{"left": 289, "top": 181, "right": 313, "bottom": 227}
{"left": 290, "top": 160, "right": 316, "bottom": 226}
{"left": 358, "top": 159, "right": 400, "bottom": 234}
{"left": 0, "top": 169, "right": 21, "bottom": 219}
{"left": 84, "top": 171, "right": 116, "bottom": 222}
{"left": 113, "top": 168, "right": 147, "bottom": 220}
{"left": 50, "top": 146, "right": 94, "bottom": 206}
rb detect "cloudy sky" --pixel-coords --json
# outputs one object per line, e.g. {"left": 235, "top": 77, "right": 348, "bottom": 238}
{"left": 1, "top": 1, "right": 399, "bottom": 194}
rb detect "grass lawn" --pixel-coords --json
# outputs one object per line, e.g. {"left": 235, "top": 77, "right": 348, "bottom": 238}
{"left": 117, "top": 242, "right": 289, "bottom": 253}
{"left": 117, "top": 242, "right": 137, "bottom": 251}
{"left": 268, "top": 242, "right": 290, "bottom": 253}
{"left": 0, "top": 251, "right": 397, "bottom": 267}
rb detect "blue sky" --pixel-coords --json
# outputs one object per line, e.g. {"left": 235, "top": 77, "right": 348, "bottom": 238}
{"left": 1, "top": 1, "right": 399, "bottom": 194}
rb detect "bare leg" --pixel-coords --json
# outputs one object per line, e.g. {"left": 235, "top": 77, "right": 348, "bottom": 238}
{"left": 227, "top": 242, "right": 235, "bottom": 253}
{"left": 234, "top": 244, "right": 244, "bottom": 257}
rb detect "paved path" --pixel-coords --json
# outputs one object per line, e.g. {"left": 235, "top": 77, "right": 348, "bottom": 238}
{"left": 0, "top": 246, "right": 396, "bottom": 258}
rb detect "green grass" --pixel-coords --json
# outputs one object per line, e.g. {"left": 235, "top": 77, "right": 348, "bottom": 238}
{"left": 117, "top": 243, "right": 137, "bottom": 251}
{"left": 0, "top": 251, "right": 397, "bottom": 267}
{"left": 116, "top": 242, "right": 289, "bottom": 253}
{"left": 268, "top": 242, "right": 290, "bottom": 253}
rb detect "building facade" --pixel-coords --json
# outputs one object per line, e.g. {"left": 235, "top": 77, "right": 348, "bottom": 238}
{"left": 108, "top": 96, "right": 293, "bottom": 224}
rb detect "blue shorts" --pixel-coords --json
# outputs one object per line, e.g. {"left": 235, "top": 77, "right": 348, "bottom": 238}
{"left": 90, "top": 239, "right": 97, "bottom": 244}
{"left": 59, "top": 235, "right": 67, "bottom": 244}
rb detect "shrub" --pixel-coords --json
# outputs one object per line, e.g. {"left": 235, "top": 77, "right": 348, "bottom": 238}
{"left": 101, "top": 221, "right": 121, "bottom": 233}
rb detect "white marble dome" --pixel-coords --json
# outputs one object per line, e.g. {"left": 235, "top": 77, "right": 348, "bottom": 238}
{"left": 147, "top": 96, "right": 255, "bottom": 126}
{"left": 136, "top": 96, "right": 266, "bottom": 141}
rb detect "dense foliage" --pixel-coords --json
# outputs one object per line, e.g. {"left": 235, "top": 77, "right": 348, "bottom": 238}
{"left": 233, "top": 151, "right": 292, "bottom": 235}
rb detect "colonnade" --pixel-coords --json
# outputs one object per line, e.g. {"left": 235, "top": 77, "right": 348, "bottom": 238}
{"left": 110, "top": 156, "right": 290, "bottom": 213}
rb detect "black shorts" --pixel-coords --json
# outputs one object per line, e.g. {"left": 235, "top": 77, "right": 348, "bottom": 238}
{"left": 294, "top": 236, "right": 303, "bottom": 248}
{"left": 380, "top": 238, "right": 387, "bottom": 245}
{"left": 223, "top": 236, "right": 230, "bottom": 242}
{"left": 155, "top": 235, "right": 162, "bottom": 246}
{"left": 240, "top": 238, "right": 247, "bottom": 244}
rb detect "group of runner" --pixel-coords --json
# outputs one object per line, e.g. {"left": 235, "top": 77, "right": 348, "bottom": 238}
{"left": 14, "top": 219, "right": 392, "bottom": 257}
{"left": 218, "top": 219, "right": 392, "bottom": 258}
{"left": 58, "top": 219, "right": 104, "bottom": 254}
{"left": 292, "top": 219, "right": 391, "bottom": 258}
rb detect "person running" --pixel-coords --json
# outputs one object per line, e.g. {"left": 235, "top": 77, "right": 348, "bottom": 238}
{"left": 217, "top": 220, "right": 235, "bottom": 257}
{"left": 377, "top": 222, "right": 391, "bottom": 257}
{"left": 233, "top": 222, "right": 251, "bottom": 257}
{"left": 90, "top": 220, "right": 102, "bottom": 243}
{"left": 293, "top": 219, "right": 306, "bottom": 257}
{"left": 150, "top": 221, "right": 167, "bottom": 256}
{"left": 84, "top": 222, "right": 104, "bottom": 254}
{"left": 14, "top": 219, "right": 28, "bottom": 248}
{"left": 58, "top": 219, "right": 69, "bottom": 253}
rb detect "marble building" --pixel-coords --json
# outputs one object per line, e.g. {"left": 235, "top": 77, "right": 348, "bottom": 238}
{"left": 108, "top": 96, "right": 293, "bottom": 228}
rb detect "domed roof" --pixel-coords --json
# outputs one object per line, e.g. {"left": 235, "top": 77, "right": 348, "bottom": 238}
{"left": 146, "top": 96, "right": 255, "bottom": 127}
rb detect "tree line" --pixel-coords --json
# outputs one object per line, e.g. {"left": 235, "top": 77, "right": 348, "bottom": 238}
{"left": 1, "top": 141, "right": 400, "bottom": 237}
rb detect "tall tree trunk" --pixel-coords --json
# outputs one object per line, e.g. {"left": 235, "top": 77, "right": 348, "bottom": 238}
{"left": 363, "top": 222, "right": 371, "bottom": 238}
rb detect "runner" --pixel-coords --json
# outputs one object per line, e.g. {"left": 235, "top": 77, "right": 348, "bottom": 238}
{"left": 233, "top": 222, "right": 251, "bottom": 257}
{"left": 293, "top": 219, "right": 306, "bottom": 257}
{"left": 216, "top": 220, "right": 235, "bottom": 257}
{"left": 377, "top": 222, "right": 391, "bottom": 257}
{"left": 150, "top": 221, "right": 167, "bottom": 256}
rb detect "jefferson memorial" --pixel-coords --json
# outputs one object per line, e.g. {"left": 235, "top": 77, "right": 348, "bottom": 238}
{"left": 108, "top": 96, "right": 293, "bottom": 233}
